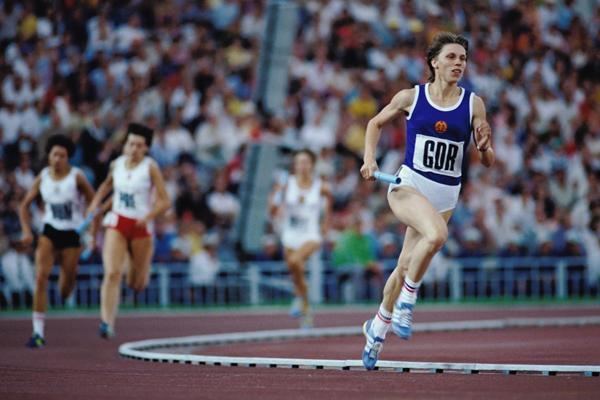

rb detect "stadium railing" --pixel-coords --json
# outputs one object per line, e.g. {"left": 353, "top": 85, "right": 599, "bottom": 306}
{"left": 0, "top": 256, "right": 594, "bottom": 310}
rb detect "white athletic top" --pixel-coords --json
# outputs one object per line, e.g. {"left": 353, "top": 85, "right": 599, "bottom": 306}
{"left": 281, "top": 176, "right": 322, "bottom": 249}
{"left": 112, "top": 155, "right": 153, "bottom": 219}
{"left": 40, "top": 167, "right": 84, "bottom": 230}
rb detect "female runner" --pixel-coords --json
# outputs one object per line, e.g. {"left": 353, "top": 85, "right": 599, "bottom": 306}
{"left": 88, "top": 123, "right": 171, "bottom": 338}
{"left": 269, "top": 149, "right": 332, "bottom": 328}
{"left": 19, "top": 134, "right": 95, "bottom": 347}
{"left": 359, "top": 32, "right": 495, "bottom": 369}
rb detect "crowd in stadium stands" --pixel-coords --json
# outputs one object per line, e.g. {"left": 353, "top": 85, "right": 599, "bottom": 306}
{"left": 0, "top": 0, "right": 599, "bottom": 287}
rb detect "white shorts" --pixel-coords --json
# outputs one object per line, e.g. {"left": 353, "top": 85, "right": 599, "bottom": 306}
{"left": 281, "top": 230, "right": 321, "bottom": 250}
{"left": 388, "top": 166, "right": 461, "bottom": 213}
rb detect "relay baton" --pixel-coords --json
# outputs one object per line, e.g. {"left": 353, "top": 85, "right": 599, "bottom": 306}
{"left": 78, "top": 210, "right": 98, "bottom": 260}
{"left": 77, "top": 210, "right": 97, "bottom": 235}
{"left": 373, "top": 171, "right": 401, "bottom": 185}
{"left": 79, "top": 246, "right": 93, "bottom": 261}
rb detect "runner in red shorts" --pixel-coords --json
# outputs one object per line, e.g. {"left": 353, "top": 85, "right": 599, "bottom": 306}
{"left": 87, "top": 123, "right": 171, "bottom": 338}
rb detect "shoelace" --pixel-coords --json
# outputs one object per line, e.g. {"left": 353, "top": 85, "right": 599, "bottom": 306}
{"left": 393, "top": 308, "right": 412, "bottom": 326}
{"left": 399, "top": 307, "right": 412, "bottom": 327}
{"left": 367, "top": 341, "right": 382, "bottom": 358}
{"left": 365, "top": 325, "right": 382, "bottom": 349}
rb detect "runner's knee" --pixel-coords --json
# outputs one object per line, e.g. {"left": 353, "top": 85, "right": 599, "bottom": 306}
{"left": 287, "top": 256, "right": 302, "bottom": 271}
{"left": 390, "top": 267, "right": 405, "bottom": 286}
{"left": 129, "top": 277, "right": 147, "bottom": 292}
{"left": 104, "top": 268, "right": 122, "bottom": 285}
{"left": 35, "top": 273, "right": 50, "bottom": 289}
{"left": 397, "top": 254, "right": 410, "bottom": 277}
{"left": 423, "top": 225, "right": 448, "bottom": 252}
{"left": 60, "top": 278, "right": 76, "bottom": 299}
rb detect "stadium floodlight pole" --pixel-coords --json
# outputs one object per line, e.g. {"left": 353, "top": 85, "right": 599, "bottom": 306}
{"left": 254, "top": 0, "right": 298, "bottom": 115}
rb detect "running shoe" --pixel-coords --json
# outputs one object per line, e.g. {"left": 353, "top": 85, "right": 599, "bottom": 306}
{"left": 300, "top": 313, "right": 314, "bottom": 329}
{"left": 98, "top": 321, "right": 115, "bottom": 339}
{"left": 26, "top": 333, "right": 45, "bottom": 348}
{"left": 392, "top": 302, "right": 414, "bottom": 340}
{"left": 289, "top": 296, "right": 304, "bottom": 319}
{"left": 362, "top": 319, "right": 384, "bottom": 370}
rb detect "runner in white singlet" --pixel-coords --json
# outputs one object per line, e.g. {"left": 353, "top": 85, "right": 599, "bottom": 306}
{"left": 269, "top": 149, "right": 332, "bottom": 328}
{"left": 280, "top": 174, "right": 323, "bottom": 250}
{"left": 19, "top": 134, "right": 95, "bottom": 348}
{"left": 87, "top": 123, "right": 171, "bottom": 339}
{"left": 110, "top": 155, "right": 153, "bottom": 221}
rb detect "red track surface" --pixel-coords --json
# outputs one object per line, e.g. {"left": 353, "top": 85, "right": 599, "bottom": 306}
{"left": 1, "top": 306, "right": 600, "bottom": 399}
{"left": 197, "top": 326, "right": 600, "bottom": 365}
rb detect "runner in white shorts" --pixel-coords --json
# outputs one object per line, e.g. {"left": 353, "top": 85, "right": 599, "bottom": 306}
{"left": 359, "top": 32, "right": 496, "bottom": 369}
{"left": 388, "top": 165, "right": 460, "bottom": 213}
{"left": 269, "top": 149, "right": 332, "bottom": 328}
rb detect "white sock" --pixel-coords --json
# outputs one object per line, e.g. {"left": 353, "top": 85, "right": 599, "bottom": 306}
{"left": 371, "top": 304, "right": 392, "bottom": 339}
{"left": 398, "top": 277, "right": 421, "bottom": 305}
{"left": 33, "top": 312, "right": 45, "bottom": 337}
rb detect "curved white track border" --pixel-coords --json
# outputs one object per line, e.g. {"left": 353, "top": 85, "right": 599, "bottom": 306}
{"left": 119, "top": 316, "right": 600, "bottom": 376}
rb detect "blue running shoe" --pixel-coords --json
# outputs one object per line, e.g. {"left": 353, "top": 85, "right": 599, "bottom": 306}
{"left": 26, "top": 333, "right": 45, "bottom": 348}
{"left": 362, "top": 319, "right": 384, "bottom": 370}
{"left": 289, "top": 297, "right": 304, "bottom": 319}
{"left": 289, "top": 297, "right": 307, "bottom": 318}
{"left": 300, "top": 313, "right": 314, "bottom": 330}
{"left": 99, "top": 321, "right": 115, "bottom": 339}
{"left": 392, "top": 302, "right": 414, "bottom": 340}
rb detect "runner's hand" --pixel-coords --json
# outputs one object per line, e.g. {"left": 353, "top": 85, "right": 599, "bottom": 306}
{"left": 21, "top": 231, "right": 33, "bottom": 247}
{"left": 360, "top": 159, "right": 379, "bottom": 180}
{"left": 90, "top": 236, "right": 97, "bottom": 251}
{"left": 135, "top": 216, "right": 150, "bottom": 228}
{"left": 475, "top": 121, "right": 491, "bottom": 152}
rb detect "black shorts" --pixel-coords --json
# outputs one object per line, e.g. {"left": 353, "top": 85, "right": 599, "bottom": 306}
{"left": 42, "top": 224, "right": 80, "bottom": 250}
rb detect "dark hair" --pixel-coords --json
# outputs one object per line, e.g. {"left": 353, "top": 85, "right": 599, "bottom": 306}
{"left": 127, "top": 122, "right": 153, "bottom": 147}
{"left": 426, "top": 32, "right": 469, "bottom": 83}
{"left": 45, "top": 134, "right": 75, "bottom": 157}
{"left": 293, "top": 148, "right": 317, "bottom": 164}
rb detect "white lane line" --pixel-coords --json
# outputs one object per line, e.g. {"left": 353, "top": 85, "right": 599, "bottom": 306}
{"left": 120, "top": 349, "right": 600, "bottom": 375}
{"left": 119, "top": 315, "right": 600, "bottom": 376}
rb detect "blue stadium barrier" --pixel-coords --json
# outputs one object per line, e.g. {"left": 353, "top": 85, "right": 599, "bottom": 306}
{"left": 0, "top": 256, "right": 593, "bottom": 310}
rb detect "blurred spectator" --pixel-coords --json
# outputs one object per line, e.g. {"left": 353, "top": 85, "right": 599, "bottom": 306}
{"left": 457, "top": 227, "right": 487, "bottom": 258}
{"left": 114, "top": 14, "right": 146, "bottom": 54}
{"left": 194, "top": 110, "right": 240, "bottom": 167}
{"left": 298, "top": 106, "right": 336, "bottom": 153}
{"left": 332, "top": 214, "right": 383, "bottom": 300}
{"left": 377, "top": 231, "right": 400, "bottom": 259}
{"left": 1, "top": 236, "right": 34, "bottom": 307}
{"left": 175, "top": 167, "right": 215, "bottom": 228}
{"left": 484, "top": 197, "right": 520, "bottom": 251}
{"left": 162, "top": 107, "right": 195, "bottom": 160}
{"left": 422, "top": 252, "right": 455, "bottom": 285}
{"left": 255, "top": 234, "right": 283, "bottom": 262}
{"left": 13, "top": 153, "right": 34, "bottom": 189}
{"left": 331, "top": 154, "right": 359, "bottom": 210}
{"left": 206, "top": 170, "right": 239, "bottom": 228}
{"left": 582, "top": 217, "right": 600, "bottom": 286}
{"left": 189, "top": 232, "right": 220, "bottom": 287}
{"left": 172, "top": 220, "right": 205, "bottom": 261}
{"left": 549, "top": 163, "right": 578, "bottom": 210}
{"left": 152, "top": 216, "right": 177, "bottom": 263}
